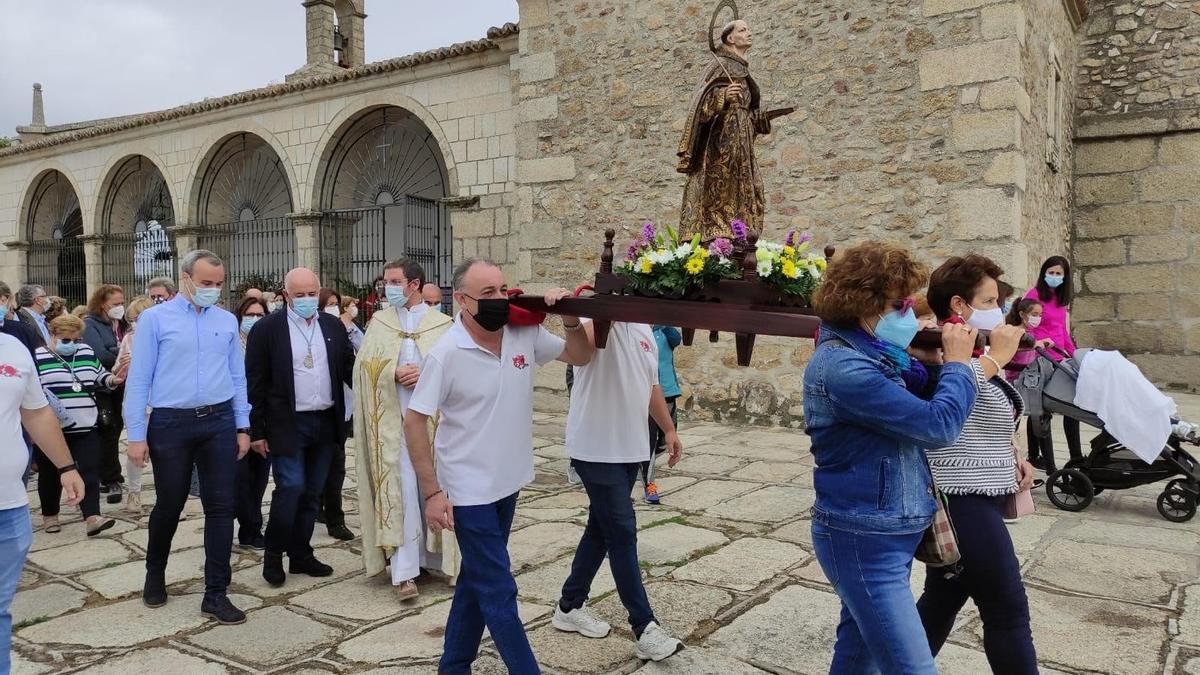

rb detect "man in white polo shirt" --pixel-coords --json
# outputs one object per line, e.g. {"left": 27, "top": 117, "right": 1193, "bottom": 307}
{"left": 550, "top": 320, "right": 685, "bottom": 661}
{"left": 0, "top": 332, "right": 84, "bottom": 673}
{"left": 405, "top": 258, "right": 592, "bottom": 675}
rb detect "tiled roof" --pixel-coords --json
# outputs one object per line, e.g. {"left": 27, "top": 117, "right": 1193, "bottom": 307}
{"left": 0, "top": 22, "right": 520, "bottom": 160}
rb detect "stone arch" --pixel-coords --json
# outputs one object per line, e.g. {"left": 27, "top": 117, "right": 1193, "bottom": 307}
{"left": 18, "top": 163, "right": 85, "bottom": 241}
{"left": 18, "top": 167, "right": 86, "bottom": 302}
{"left": 186, "top": 125, "right": 300, "bottom": 225}
{"left": 306, "top": 93, "right": 458, "bottom": 211}
{"left": 96, "top": 154, "right": 175, "bottom": 234}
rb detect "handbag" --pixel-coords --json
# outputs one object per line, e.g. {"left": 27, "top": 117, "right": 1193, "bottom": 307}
{"left": 915, "top": 484, "right": 961, "bottom": 568}
{"left": 1004, "top": 445, "right": 1035, "bottom": 519}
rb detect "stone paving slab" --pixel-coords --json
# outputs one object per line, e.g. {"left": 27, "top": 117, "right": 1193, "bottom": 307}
{"left": 187, "top": 605, "right": 344, "bottom": 668}
{"left": 705, "top": 584, "right": 840, "bottom": 673}
{"left": 291, "top": 572, "right": 454, "bottom": 621}
{"left": 69, "top": 647, "right": 231, "bottom": 674}
{"left": 632, "top": 646, "right": 770, "bottom": 674}
{"left": 592, "top": 579, "right": 733, "bottom": 640}
{"left": 25, "top": 538, "right": 134, "bottom": 575}
{"left": 508, "top": 521, "right": 586, "bottom": 571}
{"left": 728, "top": 460, "right": 810, "bottom": 484}
{"left": 703, "top": 485, "right": 814, "bottom": 524}
{"left": 656, "top": 479, "right": 760, "bottom": 512}
{"left": 670, "top": 453, "right": 745, "bottom": 476}
{"left": 28, "top": 518, "right": 137, "bottom": 553}
{"left": 514, "top": 553, "right": 617, "bottom": 605}
{"left": 674, "top": 537, "right": 808, "bottom": 592}
{"left": 338, "top": 600, "right": 547, "bottom": 663}
{"left": 228, "top": 547, "right": 361, "bottom": 597}
{"left": 79, "top": 545, "right": 209, "bottom": 600}
{"left": 1027, "top": 539, "right": 1199, "bottom": 605}
{"left": 17, "top": 593, "right": 214, "bottom": 648}
{"left": 636, "top": 523, "right": 728, "bottom": 566}
{"left": 9, "top": 582, "right": 87, "bottom": 627}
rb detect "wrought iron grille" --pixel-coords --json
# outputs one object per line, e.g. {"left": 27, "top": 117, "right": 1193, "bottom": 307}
{"left": 197, "top": 217, "right": 296, "bottom": 301}
{"left": 320, "top": 196, "right": 451, "bottom": 307}
{"left": 27, "top": 237, "right": 87, "bottom": 306}
{"left": 101, "top": 229, "right": 177, "bottom": 296}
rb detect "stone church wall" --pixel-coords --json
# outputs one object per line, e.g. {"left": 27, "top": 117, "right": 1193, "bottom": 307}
{"left": 513, "top": 0, "right": 1077, "bottom": 423}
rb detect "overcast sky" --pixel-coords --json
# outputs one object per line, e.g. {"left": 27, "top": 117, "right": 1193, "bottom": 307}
{"left": 0, "top": 0, "right": 519, "bottom": 136}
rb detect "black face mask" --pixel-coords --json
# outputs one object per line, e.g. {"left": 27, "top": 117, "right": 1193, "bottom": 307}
{"left": 466, "top": 296, "right": 510, "bottom": 332}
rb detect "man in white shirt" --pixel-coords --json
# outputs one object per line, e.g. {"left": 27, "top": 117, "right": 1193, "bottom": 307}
{"left": 0, "top": 332, "right": 84, "bottom": 673}
{"left": 550, "top": 320, "right": 685, "bottom": 661}
{"left": 245, "top": 268, "right": 356, "bottom": 588}
{"left": 404, "top": 258, "right": 592, "bottom": 675}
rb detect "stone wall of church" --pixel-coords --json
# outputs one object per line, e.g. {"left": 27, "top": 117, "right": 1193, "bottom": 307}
{"left": 1072, "top": 111, "right": 1200, "bottom": 390}
{"left": 1077, "top": 0, "right": 1200, "bottom": 116}
{"left": 512, "top": 0, "right": 1078, "bottom": 423}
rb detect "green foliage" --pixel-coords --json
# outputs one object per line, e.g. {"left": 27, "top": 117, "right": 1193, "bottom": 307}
{"left": 616, "top": 224, "right": 739, "bottom": 297}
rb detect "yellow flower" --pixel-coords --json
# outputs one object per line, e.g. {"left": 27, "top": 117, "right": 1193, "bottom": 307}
{"left": 782, "top": 259, "right": 799, "bottom": 279}
{"left": 699, "top": 248, "right": 711, "bottom": 259}
{"left": 815, "top": 257, "right": 827, "bottom": 271}
{"left": 783, "top": 245, "right": 796, "bottom": 256}
{"left": 639, "top": 257, "right": 654, "bottom": 274}
{"left": 685, "top": 257, "right": 705, "bottom": 275}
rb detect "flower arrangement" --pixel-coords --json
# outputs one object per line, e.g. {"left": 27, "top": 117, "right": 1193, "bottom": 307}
{"left": 617, "top": 222, "right": 740, "bottom": 296}
{"left": 754, "top": 229, "right": 826, "bottom": 299}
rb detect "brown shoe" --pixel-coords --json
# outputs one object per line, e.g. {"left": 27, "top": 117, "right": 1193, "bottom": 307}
{"left": 395, "top": 580, "right": 419, "bottom": 601}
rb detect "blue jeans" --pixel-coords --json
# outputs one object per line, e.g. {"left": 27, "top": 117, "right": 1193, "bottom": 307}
{"left": 265, "top": 411, "right": 337, "bottom": 559}
{"left": 440, "top": 493, "right": 539, "bottom": 675}
{"left": 917, "top": 494, "right": 1037, "bottom": 674}
{"left": 0, "top": 506, "right": 32, "bottom": 674}
{"left": 146, "top": 402, "right": 237, "bottom": 601}
{"left": 811, "top": 520, "right": 936, "bottom": 675}
{"left": 561, "top": 460, "right": 656, "bottom": 637}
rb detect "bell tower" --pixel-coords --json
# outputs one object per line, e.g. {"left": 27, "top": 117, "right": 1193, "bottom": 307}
{"left": 287, "top": 0, "right": 366, "bottom": 82}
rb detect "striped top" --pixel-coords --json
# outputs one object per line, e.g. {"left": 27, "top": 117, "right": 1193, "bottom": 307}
{"left": 34, "top": 344, "right": 118, "bottom": 435}
{"left": 926, "top": 359, "right": 1023, "bottom": 496}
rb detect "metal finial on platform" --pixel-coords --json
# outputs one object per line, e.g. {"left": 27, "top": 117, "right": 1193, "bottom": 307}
{"left": 742, "top": 232, "right": 759, "bottom": 281}
{"left": 601, "top": 229, "right": 616, "bottom": 274}
{"left": 824, "top": 244, "right": 836, "bottom": 261}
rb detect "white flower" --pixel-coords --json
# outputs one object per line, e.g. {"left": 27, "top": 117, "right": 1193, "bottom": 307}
{"left": 674, "top": 244, "right": 694, "bottom": 259}
{"left": 757, "top": 261, "right": 774, "bottom": 277}
{"left": 649, "top": 250, "right": 673, "bottom": 265}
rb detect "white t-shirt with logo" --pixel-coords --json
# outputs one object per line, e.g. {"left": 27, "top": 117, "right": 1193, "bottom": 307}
{"left": 0, "top": 334, "right": 48, "bottom": 509}
{"left": 407, "top": 316, "right": 565, "bottom": 506}
{"left": 566, "top": 321, "right": 659, "bottom": 463}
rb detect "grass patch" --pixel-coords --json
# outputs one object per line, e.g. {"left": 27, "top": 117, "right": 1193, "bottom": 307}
{"left": 14, "top": 616, "right": 50, "bottom": 630}
{"left": 641, "top": 515, "right": 685, "bottom": 530}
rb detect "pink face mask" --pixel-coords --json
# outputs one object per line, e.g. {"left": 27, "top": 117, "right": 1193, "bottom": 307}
{"left": 1027, "top": 316, "right": 1042, "bottom": 328}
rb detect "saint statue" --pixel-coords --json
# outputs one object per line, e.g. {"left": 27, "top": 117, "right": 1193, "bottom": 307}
{"left": 677, "top": 18, "right": 789, "bottom": 241}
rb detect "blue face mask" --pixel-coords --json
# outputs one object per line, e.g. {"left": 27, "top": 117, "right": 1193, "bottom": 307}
{"left": 55, "top": 341, "right": 79, "bottom": 357}
{"left": 874, "top": 308, "right": 920, "bottom": 349}
{"left": 385, "top": 285, "right": 411, "bottom": 308}
{"left": 240, "top": 317, "right": 260, "bottom": 334}
{"left": 1044, "top": 274, "right": 1064, "bottom": 289}
{"left": 191, "top": 286, "right": 221, "bottom": 308}
{"left": 292, "top": 297, "right": 319, "bottom": 319}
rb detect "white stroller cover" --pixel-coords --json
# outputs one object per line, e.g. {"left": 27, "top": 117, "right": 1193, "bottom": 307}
{"left": 1074, "top": 350, "right": 1177, "bottom": 465}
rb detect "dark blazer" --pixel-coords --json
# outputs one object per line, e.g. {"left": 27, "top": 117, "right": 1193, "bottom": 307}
{"left": 1, "top": 319, "right": 39, "bottom": 358}
{"left": 246, "top": 310, "right": 355, "bottom": 456}
{"left": 15, "top": 308, "right": 46, "bottom": 348}
{"left": 82, "top": 314, "right": 127, "bottom": 369}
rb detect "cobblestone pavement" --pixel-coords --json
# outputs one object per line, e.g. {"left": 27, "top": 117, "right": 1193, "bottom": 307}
{"left": 12, "top": 396, "right": 1200, "bottom": 674}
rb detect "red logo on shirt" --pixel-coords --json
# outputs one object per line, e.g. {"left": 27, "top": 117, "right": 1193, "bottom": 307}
{"left": 639, "top": 340, "right": 652, "bottom": 352}
{"left": 0, "top": 364, "right": 16, "bottom": 378}
{"left": 512, "top": 354, "right": 529, "bottom": 370}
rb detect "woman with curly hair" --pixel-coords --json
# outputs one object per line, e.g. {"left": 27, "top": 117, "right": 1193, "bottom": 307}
{"left": 804, "top": 241, "right": 979, "bottom": 674}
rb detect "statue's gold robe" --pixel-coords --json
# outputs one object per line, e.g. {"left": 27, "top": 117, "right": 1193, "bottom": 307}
{"left": 352, "top": 306, "right": 458, "bottom": 581}
{"left": 677, "top": 49, "right": 772, "bottom": 241}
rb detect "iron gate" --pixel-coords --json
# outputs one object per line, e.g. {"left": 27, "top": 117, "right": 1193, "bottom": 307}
{"left": 101, "top": 229, "right": 178, "bottom": 296}
{"left": 197, "top": 217, "right": 296, "bottom": 301}
{"left": 26, "top": 237, "right": 86, "bottom": 306}
{"left": 320, "top": 195, "right": 451, "bottom": 304}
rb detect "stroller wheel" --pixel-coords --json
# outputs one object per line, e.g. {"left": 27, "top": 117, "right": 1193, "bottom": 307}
{"left": 1156, "top": 487, "right": 1197, "bottom": 523}
{"left": 1046, "top": 469, "right": 1094, "bottom": 512}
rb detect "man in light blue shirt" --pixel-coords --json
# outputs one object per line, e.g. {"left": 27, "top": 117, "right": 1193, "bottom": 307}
{"left": 124, "top": 249, "right": 251, "bottom": 625}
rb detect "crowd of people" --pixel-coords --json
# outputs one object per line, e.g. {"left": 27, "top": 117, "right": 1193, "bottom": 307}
{"left": 0, "top": 241, "right": 1083, "bottom": 673}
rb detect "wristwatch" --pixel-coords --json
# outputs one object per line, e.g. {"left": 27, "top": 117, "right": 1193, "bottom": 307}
{"left": 236, "top": 427, "right": 250, "bottom": 435}
{"left": 57, "top": 463, "right": 78, "bottom": 476}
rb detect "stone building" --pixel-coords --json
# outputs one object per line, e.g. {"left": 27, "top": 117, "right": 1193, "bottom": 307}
{"left": 0, "top": 0, "right": 1190, "bottom": 423}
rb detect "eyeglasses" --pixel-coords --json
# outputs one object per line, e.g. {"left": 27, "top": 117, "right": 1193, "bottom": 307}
{"left": 56, "top": 338, "right": 79, "bottom": 344}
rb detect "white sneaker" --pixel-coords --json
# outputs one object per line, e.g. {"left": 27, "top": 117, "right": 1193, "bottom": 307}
{"left": 635, "top": 621, "right": 683, "bottom": 661}
{"left": 552, "top": 604, "right": 611, "bottom": 639}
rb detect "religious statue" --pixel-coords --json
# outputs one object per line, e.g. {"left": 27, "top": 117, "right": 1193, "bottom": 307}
{"left": 677, "top": 5, "right": 792, "bottom": 241}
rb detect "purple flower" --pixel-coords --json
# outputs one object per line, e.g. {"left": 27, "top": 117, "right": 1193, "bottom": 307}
{"left": 626, "top": 244, "right": 639, "bottom": 261}
{"left": 708, "top": 237, "right": 733, "bottom": 257}
{"left": 797, "top": 233, "right": 813, "bottom": 244}
{"left": 642, "top": 221, "right": 656, "bottom": 242}
{"left": 785, "top": 229, "right": 796, "bottom": 247}
{"left": 731, "top": 219, "right": 748, "bottom": 242}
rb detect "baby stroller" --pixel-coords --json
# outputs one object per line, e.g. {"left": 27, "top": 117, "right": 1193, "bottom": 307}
{"left": 1014, "top": 347, "right": 1200, "bottom": 522}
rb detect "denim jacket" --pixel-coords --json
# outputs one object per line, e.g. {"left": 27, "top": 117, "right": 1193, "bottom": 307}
{"left": 803, "top": 325, "right": 978, "bottom": 534}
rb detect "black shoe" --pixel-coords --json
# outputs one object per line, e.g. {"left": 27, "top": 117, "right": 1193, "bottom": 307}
{"left": 246, "top": 534, "right": 266, "bottom": 550}
{"left": 289, "top": 556, "right": 334, "bottom": 577}
{"left": 143, "top": 573, "right": 167, "bottom": 608}
{"left": 200, "top": 594, "right": 246, "bottom": 625}
{"left": 327, "top": 523, "right": 354, "bottom": 541}
{"left": 106, "top": 491, "right": 122, "bottom": 504}
{"left": 1028, "top": 455, "right": 1047, "bottom": 471}
{"left": 263, "top": 552, "right": 286, "bottom": 587}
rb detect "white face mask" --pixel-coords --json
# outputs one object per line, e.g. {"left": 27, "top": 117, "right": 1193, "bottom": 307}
{"left": 348, "top": 305, "right": 359, "bottom": 319}
{"left": 39, "top": 298, "right": 51, "bottom": 313}
{"left": 107, "top": 305, "right": 126, "bottom": 321}
{"left": 1027, "top": 315, "right": 1042, "bottom": 328}
{"left": 324, "top": 306, "right": 341, "bottom": 318}
{"left": 966, "top": 305, "right": 1005, "bottom": 331}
